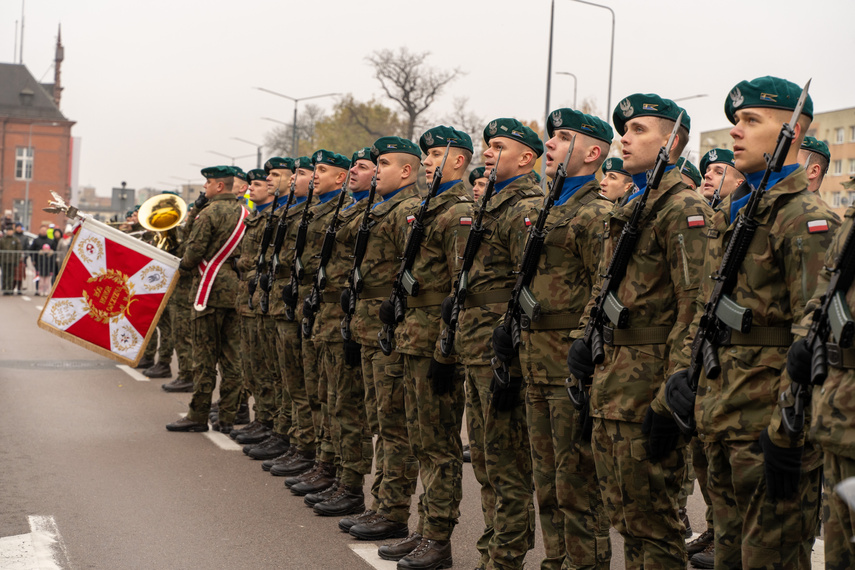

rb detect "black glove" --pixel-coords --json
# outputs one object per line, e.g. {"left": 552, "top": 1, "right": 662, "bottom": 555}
{"left": 641, "top": 406, "right": 681, "bottom": 461}
{"left": 343, "top": 339, "right": 362, "bottom": 368}
{"left": 194, "top": 193, "right": 208, "bottom": 209}
{"left": 491, "top": 325, "right": 515, "bottom": 364}
{"left": 577, "top": 402, "right": 593, "bottom": 443}
{"left": 281, "top": 285, "right": 296, "bottom": 307}
{"left": 379, "top": 299, "right": 396, "bottom": 325}
{"left": 441, "top": 295, "right": 454, "bottom": 325}
{"left": 759, "top": 430, "right": 802, "bottom": 501}
{"left": 786, "top": 338, "right": 812, "bottom": 386}
{"left": 340, "top": 289, "right": 352, "bottom": 314}
{"left": 491, "top": 375, "right": 523, "bottom": 412}
{"left": 427, "top": 358, "right": 456, "bottom": 395}
{"left": 302, "top": 297, "right": 314, "bottom": 319}
{"left": 567, "top": 338, "right": 595, "bottom": 383}
{"left": 665, "top": 369, "right": 695, "bottom": 422}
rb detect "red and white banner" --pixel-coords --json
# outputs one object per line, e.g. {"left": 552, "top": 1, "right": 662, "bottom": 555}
{"left": 37, "top": 218, "right": 180, "bottom": 366}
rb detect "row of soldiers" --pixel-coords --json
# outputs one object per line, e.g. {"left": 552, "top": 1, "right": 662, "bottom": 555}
{"left": 156, "top": 74, "right": 854, "bottom": 570}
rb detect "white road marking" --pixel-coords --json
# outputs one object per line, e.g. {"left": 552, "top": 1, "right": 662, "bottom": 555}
{"left": 176, "top": 414, "right": 242, "bottom": 451}
{"left": 21, "top": 296, "right": 31, "bottom": 301}
{"left": 349, "top": 543, "right": 398, "bottom": 569}
{"left": 116, "top": 365, "right": 149, "bottom": 382}
{"left": 0, "top": 515, "right": 67, "bottom": 569}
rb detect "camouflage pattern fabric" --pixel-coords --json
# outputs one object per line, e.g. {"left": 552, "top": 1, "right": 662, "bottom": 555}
{"left": 678, "top": 436, "right": 713, "bottom": 528}
{"left": 361, "top": 345, "right": 385, "bottom": 511}
{"left": 266, "top": 201, "right": 307, "bottom": 318}
{"left": 171, "top": 273, "right": 194, "bottom": 382}
{"left": 275, "top": 318, "right": 307, "bottom": 447}
{"left": 301, "top": 337, "right": 323, "bottom": 454}
{"left": 255, "top": 314, "right": 281, "bottom": 426}
{"left": 821, "top": 453, "right": 855, "bottom": 570}
{"left": 0, "top": 234, "right": 22, "bottom": 291}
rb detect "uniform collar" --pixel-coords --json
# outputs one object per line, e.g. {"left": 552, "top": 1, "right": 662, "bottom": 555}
{"left": 555, "top": 174, "right": 596, "bottom": 206}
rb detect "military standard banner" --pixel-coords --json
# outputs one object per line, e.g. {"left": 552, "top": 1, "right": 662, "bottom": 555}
{"left": 37, "top": 217, "right": 179, "bottom": 365}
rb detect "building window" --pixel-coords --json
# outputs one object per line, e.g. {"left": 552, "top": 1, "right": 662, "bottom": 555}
{"left": 850, "top": 159, "right": 855, "bottom": 175}
{"left": 833, "top": 192, "right": 841, "bottom": 207}
{"left": 834, "top": 160, "right": 843, "bottom": 175}
{"left": 15, "top": 147, "right": 33, "bottom": 180}
{"left": 850, "top": 191, "right": 855, "bottom": 205}
{"left": 850, "top": 126, "right": 855, "bottom": 142}
{"left": 836, "top": 128, "right": 845, "bottom": 144}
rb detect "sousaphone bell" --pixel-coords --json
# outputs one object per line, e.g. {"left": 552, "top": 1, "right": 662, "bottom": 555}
{"left": 138, "top": 193, "right": 187, "bottom": 252}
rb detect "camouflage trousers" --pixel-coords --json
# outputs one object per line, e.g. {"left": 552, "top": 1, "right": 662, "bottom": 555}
{"left": 319, "top": 340, "right": 372, "bottom": 487}
{"left": 592, "top": 418, "right": 687, "bottom": 570}
{"left": 526, "top": 384, "right": 611, "bottom": 570}
{"left": 464, "top": 363, "right": 535, "bottom": 570}
{"left": 704, "top": 438, "right": 821, "bottom": 569}
{"left": 273, "top": 318, "right": 305, "bottom": 445}
{"left": 678, "top": 436, "right": 713, "bottom": 529}
{"left": 300, "top": 337, "right": 323, "bottom": 453}
{"left": 316, "top": 342, "right": 335, "bottom": 466}
{"left": 186, "top": 307, "right": 242, "bottom": 424}
{"left": 402, "top": 354, "right": 465, "bottom": 541}
{"left": 360, "top": 344, "right": 385, "bottom": 511}
{"left": 143, "top": 296, "right": 175, "bottom": 363}
{"left": 363, "top": 345, "right": 418, "bottom": 525}
{"left": 171, "top": 275, "right": 194, "bottom": 381}
{"left": 251, "top": 314, "right": 278, "bottom": 425}
{"left": 821, "top": 451, "right": 855, "bottom": 570}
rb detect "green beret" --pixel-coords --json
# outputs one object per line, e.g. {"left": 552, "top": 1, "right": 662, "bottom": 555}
{"left": 675, "top": 157, "right": 702, "bottom": 188}
{"left": 162, "top": 190, "right": 180, "bottom": 197}
{"left": 601, "top": 157, "right": 629, "bottom": 177}
{"left": 483, "top": 118, "right": 544, "bottom": 157}
{"left": 231, "top": 166, "right": 247, "bottom": 180}
{"left": 126, "top": 209, "right": 134, "bottom": 218}
{"left": 370, "top": 136, "right": 421, "bottom": 163}
{"left": 699, "top": 148, "right": 735, "bottom": 175}
{"left": 247, "top": 168, "right": 267, "bottom": 182}
{"left": 133, "top": 204, "right": 141, "bottom": 212}
{"left": 547, "top": 108, "right": 614, "bottom": 144}
{"left": 725, "top": 76, "right": 813, "bottom": 125}
{"left": 419, "top": 126, "right": 474, "bottom": 154}
{"left": 292, "top": 156, "right": 314, "bottom": 172}
{"left": 801, "top": 136, "right": 830, "bottom": 162}
{"left": 264, "top": 157, "right": 293, "bottom": 173}
{"left": 352, "top": 147, "right": 373, "bottom": 164}
{"left": 469, "top": 167, "right": 486, "bottom": 186}
{"left": 612, "top": 94, "right": 691, "bottom": 136}
{"left": 201, "top": 165, "right": 233, "bottom": 179}
{"left": 312, "top": 149, "right": 350, "bottom": 170}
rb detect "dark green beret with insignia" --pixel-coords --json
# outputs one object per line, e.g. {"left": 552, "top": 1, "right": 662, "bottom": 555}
{"left": 201, "top": 165, "right": 234, "bottom": 179}
{"left": 352, "top": 147, "right": 373, "bottom": 164}
{"left": 264, "top": 157, "right": 294, "bottom": 173}
{"left": 675, "top": 157, "right": 702, "bottom": 187}
{"left": 292, "top": 156, "right": 314, "bottom": 172}
{"left": 126, "top": 209, "right": 135, "bottom": 218}
{"left": 699, "top": 148, "right": 735, "bottom": 175}
{"left": 601, "top": 157, "right": 629, "bottom": 176}
{"left": 162, "top": 190, "right": 180, "bottom": 197}
{"left": 231, "top": 166, "right": 247, "bottom": 181}
{"left": 370, "top": 136, "right": 421, "bottom": 163}
{"left": 483, "top": 118, "right": 544, "bottom": 157}
{"left": 547, "top": 108, "right": 614, "bottom": 144}
{"left": 724, "top": 76, "right": 813, "bottom": 125}
{"left": 419, "top": 126, "right": 474, "bottom": 154}
{"left": 468, "top": 166, "right": 486, "bottom": 185}
{"left": 247, "top": 168, "right": 267, "bottom": 182}
{"left": 801, "top": 136, "right": 830, "bottom": 162}
{"left": 312, "top": 149, "right": 350, "bottom": 169}
{"left": 612, "top": 94, "right": 691, "bottom": 136}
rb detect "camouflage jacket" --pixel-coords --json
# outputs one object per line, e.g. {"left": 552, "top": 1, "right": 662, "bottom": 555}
{"left": 268, "top": 200, "right": 309, "bottom": 319}
{"left": 234, "top": 208, "right": 267, "bottom": 316}
{"left": 807, "top": 206, "right": 855, "bottom": 458}
{"left": 454, "top": 172, "right": 543, "bottom": 366}
{"left": 0, "top": 234, "right": 22, "bottom": 257}
{"left": 681, "top": 168, "right": 839, "bottom": 444}
{"left": 180, "top": 193, "right": 245, "bottom": 312}
{"left": 579, "top": 167, "right": 711, "bottom": 423}
{"left": 395, "top": 181, "right": 473, "bottom": 360}
{"left": 519, "top": 179, "right": 610, "bottom": 384}
{"left": 352, "top": 185, "right": 421, "bottom": 348}
{"left": 310, "top": 195, "right": 367, "bottom": 343}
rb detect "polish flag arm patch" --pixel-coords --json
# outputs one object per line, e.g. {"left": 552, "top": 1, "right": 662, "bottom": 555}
{"left": 807, "top": 220, "right": 829, "bottom": 233}
{"left": 687, "top": 215, "right": 705, "bottom": 228}
{"left": 459, "top": 217, "right": 472, "bottom": 226}
{"left": 524, "top": 217, "right": 532, "bottom": 227}
{"left": 406, "top": 215, "right": 416, "bottom": 224}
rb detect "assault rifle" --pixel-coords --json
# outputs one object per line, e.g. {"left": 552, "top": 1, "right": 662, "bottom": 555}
{"left": 248, "top": 181, "right": 284, "bottom": 310}
{"left": 258, "top": 174, "right": 296, "bottom": 314}
{"left": 567, "top": 111, "right": 684, "bottom": 410}
{"left": 340, "top": 167, "right": 379, "bottom": 341}
{"left": 378, "top": 142, "right": 452, "bottom": 355}
{"left": 283, "top": 177, "right": 315, "bottom": 321}
{"left": 439, "top": 150, "right": 502, "bottom": 358}
{"left": 492, "top": 136, "right": 575, "bottom": 386}
{"left": 665, "top": 80, "right": 812, "bottom": 434}
{"left": 710, "top": 165, "right": 728, "bottom": 209}
{"left": 302, "top": 170, "right": 352, "bottom": 339}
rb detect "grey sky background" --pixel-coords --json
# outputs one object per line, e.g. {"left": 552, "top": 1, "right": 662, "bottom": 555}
{"left": 3, "top": 0, "right": 854, "bottom": 197}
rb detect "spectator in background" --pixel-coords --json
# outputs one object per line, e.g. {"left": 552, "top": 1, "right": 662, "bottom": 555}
{"left": 13, "top": 223, "right": 28, "bottom": 294}
{"left": 0, "top": 225, "right": 22, "bottom": 294}
{"left": 30, "top": 226, "right": 55, "bottom": 296}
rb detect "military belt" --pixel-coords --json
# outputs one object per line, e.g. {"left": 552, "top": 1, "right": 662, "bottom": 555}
{"left": 528, "top": 312, "right": 583, "bottom": 331}
{"left": 360, "top": 286, "right": 391, "bottom": 300}
{"left": 463, "top": 288, "right": 513, "bottom": 308}
{"left": 321, "top": 290, "right": 340, "bottom": 304}
{"left": 603, "top": 325, "right": 670, "bottom": 346}
{"left": 406, "top": 291, "right": 448, "bottom": 308}
{"left": 827, "top": 343, "right": 855, "bottom": 369}
{"left": 726, "top": 327, "right": 793, "bottom": 347}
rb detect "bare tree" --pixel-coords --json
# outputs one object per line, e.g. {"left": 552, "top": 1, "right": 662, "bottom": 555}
{"left": 366, "top": 47, "right": 462, "bottom": 140}
{"left": 442, "top": 97, "right": 486, "bottom": 165}
{"left": 263, "top": 104, "right": 327, "bottom": 157}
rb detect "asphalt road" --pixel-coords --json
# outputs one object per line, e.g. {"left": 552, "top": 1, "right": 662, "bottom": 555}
{"left": 0, "top": 294, "right": 718, "bottom": 570}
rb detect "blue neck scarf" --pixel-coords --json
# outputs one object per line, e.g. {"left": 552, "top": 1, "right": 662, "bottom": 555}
{"left": 495, "top": 173, "right": 525, "bottom": 194}
{"left": 255, "top": 200, "right": 273, "bottom": 213}
{"left": 374, "top": 183, "right": 414, "bottom": 209}
{"left": 555, "top": 174, "right": 595, "bottom": 206}
{"left": 626, "top": 165, "right": 675, "bottom": 204}
{"left": 317, "top": 188, "right": 342, "bottom": 205}
{"left": 731, "top": 163, "right": 799, "bottom": 220}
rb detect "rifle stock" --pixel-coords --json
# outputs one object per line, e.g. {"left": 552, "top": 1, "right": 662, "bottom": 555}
{"left": 340, "top": 167, "right": 378, "bottom": 341}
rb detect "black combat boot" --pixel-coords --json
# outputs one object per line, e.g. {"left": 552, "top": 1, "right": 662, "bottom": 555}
{"left": 304, "top": 480, "right": 340, "bottom": 507}
{"left": 378, "top": 532, "right": 422, "bottom": 561}
{"left": 339, "top": 509, "right": 376, "bottom": 533}
{"left": 270, "top": 448, "right": 316, "bottom": 477}
{"left": 313, "top": 484, "right": 364, "bottom": 516}
{"left": 396, "top": 537, "right": 452, "bottom": 569}
{"left": 290, "top": 461, "right": 336, "bottom": 496}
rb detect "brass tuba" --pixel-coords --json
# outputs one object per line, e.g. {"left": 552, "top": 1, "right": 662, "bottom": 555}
{"left": 138, "top": 193, "right": 187, "bottom": 252}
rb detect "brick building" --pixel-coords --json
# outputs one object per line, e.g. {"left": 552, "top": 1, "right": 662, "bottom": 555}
{"left": 0, "top": 28, "right": 75, "bottom": 230}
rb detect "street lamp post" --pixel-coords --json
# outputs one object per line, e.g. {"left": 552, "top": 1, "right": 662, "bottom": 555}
{"left": 232, "top": 137, "right": 264, "bottom": 169}
{"left": 206, "top": 150, "right": 256, "bottom": 166}
{"left": 254, "top": 88, "right": 340, "bottom": 157}
{"left": 556, "top": 71, "right": 578, "bottom": 108}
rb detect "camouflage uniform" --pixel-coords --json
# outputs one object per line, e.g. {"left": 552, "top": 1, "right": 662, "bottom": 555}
{"left": 684, "top": 168, "right": 838, "bottom": 569}
{"left": 518, "top": 179, "right": 611, "bottom": 569}
{"left": 142, "top": 228, "right": 175, "bottom": 365}
{"left": 454, "top": 171, "right": 541, "bottom": 569}
{"left": 352, "top": 184, "right": 422, "bottom": 525}
{"left": 0, "top": 233, "right": 22, "bottom": 291}
{"left": 578, "top": 167, "right": 711, "bottom": 569}
{"left": 180, "top": 193, "right": 245, "bottom": 424}
{"left": 395, "top": 180, "right": 471, "bottom": 542}
{"left": 171, "top": 273, "right": 195, "bottom": 383}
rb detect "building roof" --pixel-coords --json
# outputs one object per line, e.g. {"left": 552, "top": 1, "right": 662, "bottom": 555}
{"left": 0, "top": 63, "right": 67, "bottom": 121}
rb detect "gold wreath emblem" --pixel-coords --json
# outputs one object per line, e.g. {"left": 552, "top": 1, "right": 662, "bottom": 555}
{"left": 82, "top": 268, "right": 137, "bottom": 324}
{"left": 139, "top": 265, "right": 167, "bottom": 292}
{"left": 76, "top": 236, "right": 104, "bottom": 265}
{"left": 49, "top": 299, "right": 78, "bottom": 328}
{"left": 111, "top": 324, "right": 140, "bottom": 352}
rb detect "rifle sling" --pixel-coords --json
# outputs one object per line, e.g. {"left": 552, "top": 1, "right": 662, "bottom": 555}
{"left": 463, "top": 288, "right": 513, "bottom": 308}
{"left": 826, "top": 343, "right": 855, "bottom": 369}
{"left": 527, "top": 312, "right": 583, "bottom": 331}
{"left": 406, "top": 291, "right": 448, "bottom": 308}
{"left": 603, "top": 325, "right": 670, "bottom": 346}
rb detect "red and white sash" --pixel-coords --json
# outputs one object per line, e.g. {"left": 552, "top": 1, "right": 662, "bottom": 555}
{"left": 194, "top": 205, "right": 249, "bottom": 311}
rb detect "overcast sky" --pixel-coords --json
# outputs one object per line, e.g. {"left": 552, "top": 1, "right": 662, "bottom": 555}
{"left": 3, "top": 0, "right": 854, "bottom": 197}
